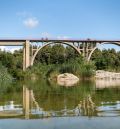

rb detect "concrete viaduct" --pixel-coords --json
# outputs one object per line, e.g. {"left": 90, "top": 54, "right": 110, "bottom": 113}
{"left": 0, "top": 39, "right": 120, "bottom": 70}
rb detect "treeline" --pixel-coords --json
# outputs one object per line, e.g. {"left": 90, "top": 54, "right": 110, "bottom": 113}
{"left": 34, "top": 45, "right": 79, "bottom": 64}
{"left": 0, "top": 44, "right": 120, "bottom": 81}
{"left": 0, "top": 49, "right": 23, "bottom": 80}
{"left": 34, "top": 45, "right": 120, "bottom": 72}
{"left": 92, "top": 49, "right": 120, "bottom": 71}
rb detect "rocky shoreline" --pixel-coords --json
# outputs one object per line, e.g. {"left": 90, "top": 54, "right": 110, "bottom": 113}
{"left": 56, "top": 70, "right": 120, "bottom": 87}
{"left": 95, "top": 70, "right": 120, "bottom": 79}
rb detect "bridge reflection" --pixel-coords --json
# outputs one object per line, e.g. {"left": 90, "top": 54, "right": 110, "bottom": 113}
{"left": 1, "top": 83, "right": 120, "bottom": 119}
{"left": 22, "top": 86, "right": 97, "bottom": 118}
{"left": 0, "top": 85, "right": 96, "bottom": 119}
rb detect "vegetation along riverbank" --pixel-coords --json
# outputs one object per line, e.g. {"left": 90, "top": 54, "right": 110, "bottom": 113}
{"left": 0, "top": 44, "right": 120, "bottom": 82}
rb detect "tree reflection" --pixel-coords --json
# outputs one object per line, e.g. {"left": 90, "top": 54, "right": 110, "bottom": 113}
{"left": 1, "top": 80, "right": 120, "bottom": 119}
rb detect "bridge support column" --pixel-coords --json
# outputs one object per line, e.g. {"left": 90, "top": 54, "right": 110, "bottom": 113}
{"left": 83, "top": 42, "right": 97, "bottom": 61}
{"left": 23, "top": 40, "right": 30, "bottom": 71}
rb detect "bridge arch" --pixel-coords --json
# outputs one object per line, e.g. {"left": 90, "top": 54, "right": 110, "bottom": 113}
{"left": 87, "top": 42, "right": 120, "bottom": 61}
{"left": 30, "top": 42, "right": 81, "bottom": 66}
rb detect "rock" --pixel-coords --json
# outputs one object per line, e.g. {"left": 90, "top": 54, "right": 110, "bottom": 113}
{"left": 96, "top": 70, "right": 120, "bottom": 79}
{"left": 57, "top": 73, "right": 79, "bottom": 87}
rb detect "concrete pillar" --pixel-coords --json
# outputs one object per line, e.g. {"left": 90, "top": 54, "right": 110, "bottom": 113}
{"left": 23, "top": 40, "right": 30, "bottom": 70}
{"left": 23, "top": 47, "right": 26, "bottom": 71}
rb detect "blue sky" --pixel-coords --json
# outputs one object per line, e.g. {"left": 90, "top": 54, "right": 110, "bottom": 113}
{"left": 0, "top": 0, "right": 120, "bottom": 51}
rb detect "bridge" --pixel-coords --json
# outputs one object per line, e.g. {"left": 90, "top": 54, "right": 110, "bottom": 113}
{"left": 0, "top": 39, "right": 120, "bottom": 70}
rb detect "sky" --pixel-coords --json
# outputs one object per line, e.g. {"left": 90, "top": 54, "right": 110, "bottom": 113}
{"left": 0, "top": 0, "right": 120, "bottom": 51}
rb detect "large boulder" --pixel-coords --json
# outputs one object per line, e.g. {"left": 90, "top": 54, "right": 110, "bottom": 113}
{"left": 57, "top": 73, "right": 79, "bottom": 86}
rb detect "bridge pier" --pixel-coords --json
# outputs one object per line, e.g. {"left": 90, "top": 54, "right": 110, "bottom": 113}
{"left": 23, "top": 40, "right": 30, "bottom": 71}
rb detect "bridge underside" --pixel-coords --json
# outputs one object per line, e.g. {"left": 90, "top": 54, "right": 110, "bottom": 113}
{"left": 0, "top": 39, "right": 120, "bottom": 70}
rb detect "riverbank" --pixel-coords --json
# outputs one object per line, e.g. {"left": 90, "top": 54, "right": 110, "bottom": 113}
{"left": 95, "top": 70, "right": 120, "bottom": 79}
{"left": 24, "top": 58, "right": 95, "bottom": 81}
{"left": 56, "top": 70, "right": 120, "bottom": 87}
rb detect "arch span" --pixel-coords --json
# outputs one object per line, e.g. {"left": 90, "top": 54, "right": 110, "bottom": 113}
{"left": 30, "top": 42, "right": 81, "bottom": 65}
{"left": 87, "top": 42, "right": 120, "bottom": 61}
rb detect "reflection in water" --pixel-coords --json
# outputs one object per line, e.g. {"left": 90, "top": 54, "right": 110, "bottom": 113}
{"left": 77, "top": 95, "right": 96, "bottom": 116}
{"left": 0, "top": 80, "right": 120, "bottom": 119}
{"left": 0, "top": 101, "right": 22, "bottom": 117}
{"left": 22, "top": 86, "right": 96, "bottom": 119}
{"left": 96, "top": 79, "right": 120, "bottom": 88}
{"left": 23, "top": 86, "right": 30, "bottom": 119}
{"left": 97, "top": 101, "right": 120, "bottom": 116}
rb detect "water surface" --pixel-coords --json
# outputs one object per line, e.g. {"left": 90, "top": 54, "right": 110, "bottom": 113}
{"left": 0, "top": 79, "right": 120, "bottom": 129}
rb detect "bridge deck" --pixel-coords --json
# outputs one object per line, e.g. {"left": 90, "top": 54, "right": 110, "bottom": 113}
{"left": 0, "top": 39, "right": 120, "bottom": 46}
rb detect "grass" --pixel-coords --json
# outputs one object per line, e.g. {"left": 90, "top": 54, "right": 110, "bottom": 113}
{"left": 24, "top": 57, "right": 96, "bottom": 80}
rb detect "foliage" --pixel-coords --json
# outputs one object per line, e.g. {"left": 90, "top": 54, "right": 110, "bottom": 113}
{"left": 0, "top": 49, "right": 23, "bottom": 79}
{"left": 25, "top": 56, "right": 95, "bottom": 80}
{"left": 0, "top": 45, "right": 120, "bottom": 80}
{"left": 0, "top": 63, "right": 12, "bottom": 84}
{"left": 91, "top": 49, "right": 120, "bottom": 71}
{"left": 34, "top": 44, "right": 79, "bottom": 64}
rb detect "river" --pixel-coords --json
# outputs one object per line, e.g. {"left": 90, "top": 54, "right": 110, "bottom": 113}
{"left": 0, "top": 79, "right": 120, "bottom": 129}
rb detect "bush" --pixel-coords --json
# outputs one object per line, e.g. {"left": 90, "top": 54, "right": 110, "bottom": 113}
{"left": 0, "top": 64, "right": 12, "bottom": 84}
{"left": 26, "top": 57, "right": 96, "bottom": 80}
